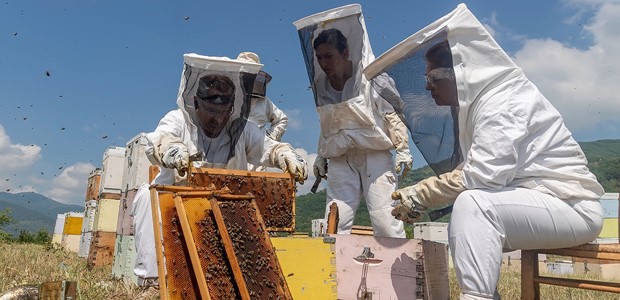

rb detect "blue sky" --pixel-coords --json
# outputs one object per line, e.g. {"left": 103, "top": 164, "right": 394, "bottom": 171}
{"left": 1, "top": 0, "right": 618, "bottom": 206}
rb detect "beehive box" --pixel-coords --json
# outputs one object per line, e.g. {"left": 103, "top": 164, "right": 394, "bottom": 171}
{"left": 270, "top": 235, "right": 337, "bottom": 299}
{"left": 116, "top": 188, "right": 138, "bottom": 235}
{"left": 100, "top": 146, "right": 126, "bottom": 194}
{"left": 413, "top": 222, "right": 448, "bottom": 243}
{"left": 81, "top": 200, "right": 97, "bottom": 234}
{"left": 51, "top": 234, "right": 62, "bottom": 247}
{"left": 86, "top": 168, "right": 102, "bottom": 201}
{"left": 87, "top": 231, "right": 116, "bottom": 268}
{"left": 111, "top": 234, "right": 138, "bottom": 284}
{"left": 61, "top": 234, "right": 80, "bottom": 253}
{"left": 78, "top": 231, "right": 92, "bottom": 258}
{"left": 53, "top": 213, "right": 66, "bottom": 235}
{"left": 334, "top": 234, "right": 449, "bottom": 300}
{"left": 62, "top": 212, "right": 83, "bottom": 235}
{"left": 188, "top": 167, "right": 296, "bottom": 232}
{"left": 152, "top": 185, "right": 292, "bottom": 300}
{"left": 121, "top": 133, "right": 152, "bottom": 191}
{"left": 93, "top": 198, "right": 120, "bottom": 232}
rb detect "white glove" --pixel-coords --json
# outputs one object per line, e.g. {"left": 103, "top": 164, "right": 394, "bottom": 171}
{"left": 161, "top": 142, "right": 190, "bottom": 176}
{"left": 391, "top": 185, "right": 427, "bottom": 223}
{"left": 313, "top": 155, "right": 328, "bottom": 179}
{"left": 395, "top": 149, "right": 413, "bottom": 179}
{"left": 277, "top": 149, "right": 308, "bottom": 184}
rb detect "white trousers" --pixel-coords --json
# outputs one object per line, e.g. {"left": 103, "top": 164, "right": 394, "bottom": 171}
{"left": 449, "top": 188, "right": 603, "bottom": 299}
{"left": 324, "top": 149, "right": 405, "bottom": 238}
{"left": 131, "top": 183, "right": 159, "bottom": 279}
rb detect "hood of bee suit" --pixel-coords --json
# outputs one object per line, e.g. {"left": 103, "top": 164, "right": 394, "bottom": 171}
{"left": 363, "top": 4, "right": 523, "bottom": 175}
{"left": 178, "top": 53, "right": 262, "bottom": 160}
{"left": 293, "top": 4, "right": 395, "bottom": 158}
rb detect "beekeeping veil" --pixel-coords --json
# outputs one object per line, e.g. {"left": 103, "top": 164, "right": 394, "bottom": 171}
{"left": 294, "top": 4, "right": 393, "bottom": 158}
{"left": 364, "top": 4, "right": 517, "bottom": 175}
{"left": 178, "top": 53, "right": 262, "bottom": 161}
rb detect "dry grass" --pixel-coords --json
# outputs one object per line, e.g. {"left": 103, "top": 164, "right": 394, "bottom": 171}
{"left": 0, "top": 242, "right": 156, "bottom": 300}
{"left": 1, "top": 241, "right": 619, "bottom": 299}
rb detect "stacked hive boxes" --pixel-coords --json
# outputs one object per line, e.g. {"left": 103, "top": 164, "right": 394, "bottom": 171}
{"left": 51, "top": 213, "right": 66, "bottom": 248}
{"left": 79, "top": 169, "right": 101, "bottom": 258}
{"left": 87, "top": 146, "right": 126, "bottom": 268}
{"left": 61, "top": 212, "right": 83, "bottom": 253}
{"left": 112, "top": 133, "right": 151, "bottom": 284}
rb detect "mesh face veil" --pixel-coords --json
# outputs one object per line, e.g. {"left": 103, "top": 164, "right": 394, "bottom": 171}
{"left": 364, "top": 29, "right": 462, "bottom": 175}
{"left": 178, "top": 54, "right": 262, "bottom": 161}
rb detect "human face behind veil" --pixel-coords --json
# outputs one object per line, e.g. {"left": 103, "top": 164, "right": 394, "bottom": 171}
{"left": 425, "top": 61, "right": 458, "bottom": 106}
{"left": 315, "top": 43, "right": 352, "bottom": 91}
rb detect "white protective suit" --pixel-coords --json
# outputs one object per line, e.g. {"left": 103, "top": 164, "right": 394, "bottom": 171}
{"left": 131, "top": 54, "right": 304, "bottom": 282}
{"left": 364, "top": 4, "right": 604, "bottom": 299}
{"left": 294, "top": 4, "right": 410, "bottom": 238}
{"left": 248, "top": 96, "right": 288, "bottom": 141}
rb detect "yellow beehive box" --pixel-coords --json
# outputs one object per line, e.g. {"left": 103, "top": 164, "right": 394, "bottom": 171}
{"left": 271, "top": 235, "right": 337, "bottom": 300}
{"left": 93, "top": 198, "right": 120, "bottom": 232}
{"left": 599, "top": 218, "right": 618, "bottom": 238}
{"left": 63, "top": 215, "right": 83, "bottom": 235}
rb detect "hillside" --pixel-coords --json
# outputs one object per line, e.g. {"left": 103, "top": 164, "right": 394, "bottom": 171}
{"left": 0, "top": 192, "right": 83, "bottom": 235}
{"left": 294, "top": 139, "right": 620, "bottom": 232}
{"left": 2, "top": 140, "right": 617, "bottom": 235}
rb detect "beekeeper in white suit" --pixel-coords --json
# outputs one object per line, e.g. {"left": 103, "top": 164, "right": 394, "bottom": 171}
{"left": 364, "top": 4, "right": 604, "bottom": 299}
{"left": 294, "top": 4, "right": 412, "bottom": 238}
{"left": 237, "top": 52, "right": 288, "bottom": 142}
{"left": 237, "top": 52, "right": 289, "bottom": 171}
{"left": 131, "top": 53, "right": 307, "bottom": 286}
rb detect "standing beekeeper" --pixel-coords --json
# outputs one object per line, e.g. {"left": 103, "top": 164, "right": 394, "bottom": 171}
{"left": 236, "top": 52, "right": 289, "bottom": 171}
{"left": 131, "top": 53, "right": 307, "bottom": 286}
{"left": 294, "top": 4, "right": 413, "bottom": 238}
{"left": 237, "top": 52, "right": 288, "bottom": 142}
{"left": 364, "top": 4, "right": 604, "bottom": 299}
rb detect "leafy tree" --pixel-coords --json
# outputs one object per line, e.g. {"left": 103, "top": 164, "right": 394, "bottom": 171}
{"left": 0, "top": 208, "right": 15, "bottom": 242}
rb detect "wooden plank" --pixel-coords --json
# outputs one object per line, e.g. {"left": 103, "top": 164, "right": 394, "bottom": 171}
{"left": 150, "top": 188, "right": 168, "bottom": 300}
{"left": 535, "top": 276, "right": 620, "bottom": 293}
{"left": 521, "top": 250, "right": 540, "bottom": 300}
{"left": 350, "top": 225, "right": 373, "bottom": 236}
{"left": 539, "top": 248, "right": 620, "bottom": 260}
{"left": 190, "top": 166, "right": 291, "bottom": 178}
{"left": 326, "top": 202, "right": 338, "bottom": 234}
{"left": 181, "top": 197, "right": 240, "bottom": 299}
{"left": 209, "top": 197, "right": 251, "bottom": 300}
{"left": 99, "top": 192, "right": 121, "bottom": 200}
{"left": 157, "top": 191, "right": 201, "bottom": 300}
{"left": 39, "top": 281, "right": 77, "bottom": 300}
{"left": 174, "top": 196, "right": 210, "bottom": 300}
{"left": 421, "top": 240, "right": 449, "bottom": 300}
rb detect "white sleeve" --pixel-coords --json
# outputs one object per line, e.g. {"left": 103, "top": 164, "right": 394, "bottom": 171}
{"left": 267, "top": 98, "right": 288, "bottom": 140}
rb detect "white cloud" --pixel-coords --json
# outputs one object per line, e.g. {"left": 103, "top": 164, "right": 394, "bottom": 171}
{"left": 512, "top": 2, "right": 620, "bottom": 131}
{"left": 283, "top": 109, "right": 303, "bottom": 130}
{"left": 46, "top": 162, "right": 96, "bottom": 205}
{"left": 0, "top": 124, "right": 41, "bottom": 171}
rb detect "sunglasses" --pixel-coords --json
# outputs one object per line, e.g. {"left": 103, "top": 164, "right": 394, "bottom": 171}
{"left": 425, "top": 67, "right": 454, "bottom": 86}
{"left": 197, "top": 94, "right": 234, "bottom": 104}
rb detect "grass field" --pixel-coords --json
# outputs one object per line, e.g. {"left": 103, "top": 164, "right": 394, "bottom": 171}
{"left": 1, "top": 242, "right": 618, "bottom": 299}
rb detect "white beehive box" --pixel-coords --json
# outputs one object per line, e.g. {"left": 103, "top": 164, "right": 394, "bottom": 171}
{"left": 78, "top": 231, "right": 93, "bottom": 258}
{"left": 53, "top": 213, "right": 66, "bottom": 235}
{"left": 121, "top": 133, "right": 152, "bottom": 192}
{"left": 81, "top": 200, "right": 98, "bottom": 234}
{"left": 311, "top": 218, "right": 326, "bottom": 237}
{"left": 100, "top": 146, "right": 126, "bottom": 195}
{"left": 413, "top": 222, "right": 448, "bottom": 243}
{"left": 61, "top": 234, "right": 81, "bottom": 253}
